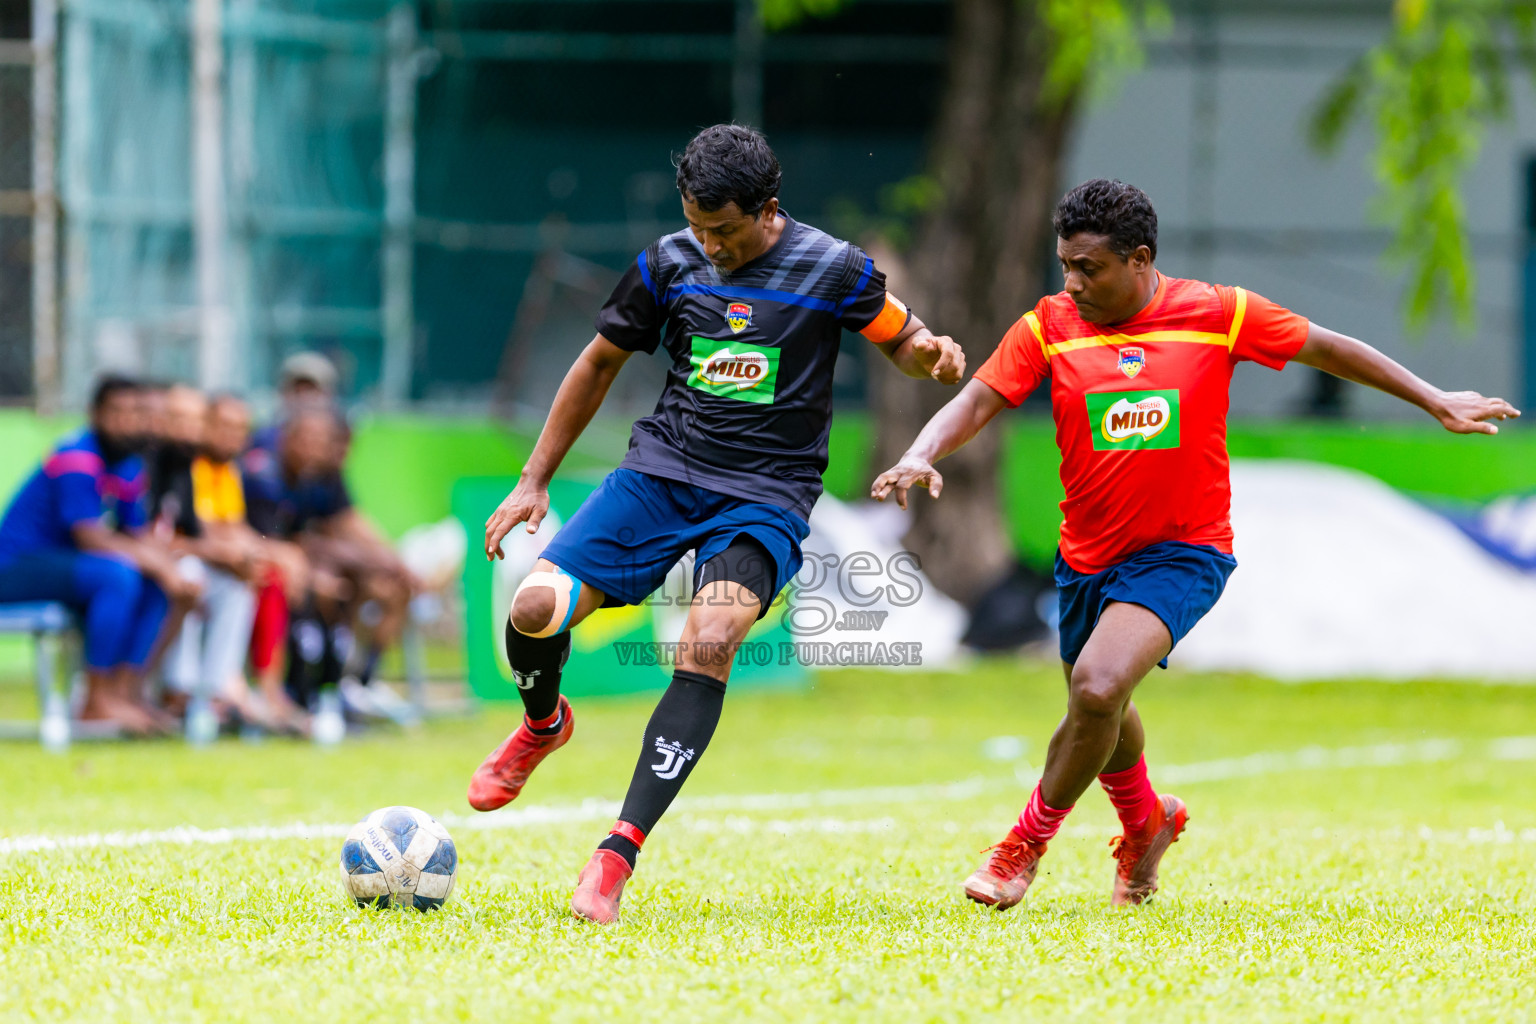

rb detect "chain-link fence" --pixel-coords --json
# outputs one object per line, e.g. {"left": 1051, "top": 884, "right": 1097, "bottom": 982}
{"left": 0, "top": 18, "right": 33, "bottom": 402}
{"left": 15, "top": 0, "right": 936, "bottom": 413}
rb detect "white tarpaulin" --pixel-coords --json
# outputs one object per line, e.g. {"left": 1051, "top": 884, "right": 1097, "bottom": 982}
{"left": 1178, "top": 460, "right": 1536, "bottom": 682}
{"left": 800, "top": 495, "right": 969, "bottom": 669}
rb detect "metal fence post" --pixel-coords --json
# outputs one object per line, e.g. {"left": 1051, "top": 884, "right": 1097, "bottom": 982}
{"left": 31, "top": 0, "right": 60, "bottom": 414}
{"left": 732, "top": 0, "right": 764, "bottom": 128}
{"left": 60, "top": 3, "right": 93, "bottom": 409}
{"left": 381, "top": 3, "right": 418, "bottom": 408}
{"left": 192, "top": 0, "right": 233, "bottom": 391}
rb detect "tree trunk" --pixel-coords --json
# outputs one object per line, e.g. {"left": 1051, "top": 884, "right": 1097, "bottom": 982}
{"left": 873, "top": 0, "right": 1077, "bottom": 607}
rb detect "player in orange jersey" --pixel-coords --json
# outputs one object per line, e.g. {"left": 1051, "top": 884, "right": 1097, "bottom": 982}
{"left": 873, "top": 179, "right": 1518, "bottom": 910}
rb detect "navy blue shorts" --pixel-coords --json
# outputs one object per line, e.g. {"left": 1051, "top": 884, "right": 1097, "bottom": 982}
{"left": 1055, "top": 541, "right": 1237, "bottom": 668}
{"left": 538, "top": 468, "right": 809, "bottom": 617}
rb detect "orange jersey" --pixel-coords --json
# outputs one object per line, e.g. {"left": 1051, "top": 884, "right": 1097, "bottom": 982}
{"left": 974, "top": 273, "right": 1309, "bottom": 573}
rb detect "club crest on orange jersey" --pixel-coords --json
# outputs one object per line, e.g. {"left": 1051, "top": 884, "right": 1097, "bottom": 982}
{"left": 1117, "top": 347, "right": 1146, "bottom": 379}
{"left": 725, "top": 302, "right": 753, "bottom": 334}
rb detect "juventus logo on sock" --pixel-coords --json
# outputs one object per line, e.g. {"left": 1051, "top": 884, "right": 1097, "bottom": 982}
{"left": 650, "top": 736, "right": 696, "bottom": 780}
{"left": 613, "top": 671, "right": 723, "bottom": 842}
{"left": 512, "top": 667, "right": 540, "bottom": 691}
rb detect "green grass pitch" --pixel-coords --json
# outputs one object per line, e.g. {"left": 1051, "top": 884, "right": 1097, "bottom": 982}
{"left": 2, "top": 662, "right": 1534, "bottom": 1022}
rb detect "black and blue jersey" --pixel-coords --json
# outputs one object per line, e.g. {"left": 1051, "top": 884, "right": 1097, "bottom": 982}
{"left": 594, "top": 212, "right": 906, "bottom": 520}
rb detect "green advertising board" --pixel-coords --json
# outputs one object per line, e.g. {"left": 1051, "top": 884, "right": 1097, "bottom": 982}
{"left": 453, "top": 476, "right": 807, "bottom": 700}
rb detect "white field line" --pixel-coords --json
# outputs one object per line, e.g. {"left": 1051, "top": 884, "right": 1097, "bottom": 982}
{"left": 3, "top": 735, "right": 1533, "bottom": 857}
{"left": 668, "top": 817, "right": 1536, "bottom": 845}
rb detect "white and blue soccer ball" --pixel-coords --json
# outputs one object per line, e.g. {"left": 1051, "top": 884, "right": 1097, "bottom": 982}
{"left": 339, "top": 806, "right": 458, "bottom": 911}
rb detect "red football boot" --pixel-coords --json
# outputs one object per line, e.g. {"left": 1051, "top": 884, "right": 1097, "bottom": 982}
{"left": 570, "top": 849, "right": 633, "bottom": 924}
{"left": 1109, "top": 794, "right": 1188, "bottom": 906}
{"left": 466, "top": 696, "right": 574, "bottom": 811}
{"left": 962, "top": 832, "right": 1048, "bottom": 910}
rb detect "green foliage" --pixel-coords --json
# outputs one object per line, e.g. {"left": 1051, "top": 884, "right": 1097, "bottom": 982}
{"left": 758, "top": 0, "right": 847, "bottom": 31}
{"left": 1311, "top": 0, "right": 1536, "bottom": 328}
{"left": 3, "top": 666, "right": 1536, "bottom": 1020}
{"left": 772, "top": 0, "right": 1164, "bottom": 254}
{"left": 826, "top": 174, "right": 944, "bottom": 251}
{"left": 761, "top": 0, "right": 1166, "bottom": 107}
{"left": 1036, "top": 0, "right": 1170, "bottom": 108}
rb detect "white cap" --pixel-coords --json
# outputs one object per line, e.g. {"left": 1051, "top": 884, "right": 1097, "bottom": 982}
{"left": 278, "top": 351, "right": 338, "bottom": 393}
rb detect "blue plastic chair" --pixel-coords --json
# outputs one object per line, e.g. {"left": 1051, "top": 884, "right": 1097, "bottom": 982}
{"left": 0, "top": 601, "right": 76, "bottom": 750}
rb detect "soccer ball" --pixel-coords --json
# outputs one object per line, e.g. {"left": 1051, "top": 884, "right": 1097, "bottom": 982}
{"left": 339, "top": 806, "right": 458, "bottom": 911}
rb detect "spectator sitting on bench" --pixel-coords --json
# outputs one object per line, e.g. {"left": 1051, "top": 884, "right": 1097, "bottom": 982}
{"left": 242, "top": 404, "right": 353, "bottom": 716}
{"left": 247, "top": 372, "right": 419, "bottom": 723}
{"left": 152, "top": 385, "right": 268, "bottom": 729}
{"left": 307, "top": 412, "right": 420, "bottom": 723}
{"left": 0, "top": 375, "right": 198, "bottom": 736}
{"left": 197, "top": 392, "right": 309, "bottom": 733}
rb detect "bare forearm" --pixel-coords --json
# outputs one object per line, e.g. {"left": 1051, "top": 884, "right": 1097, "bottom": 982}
{"left": 324, "top": 508, "right": 390, "bottom": 551}
{"left": 522, "top": 340, "right": 628, "bottom": 486}
{"left": 179, "top": 534, "right": 251, "bottom": 578}
{"left": 72, "top": 524, "right": 169, "bottom": 577}
{"left": 1293, "top": 322, "right": 1520, "bottom": 434}
{"left": 871, "top": 379, "right": 1009, "bottom": 508}
{"left": 886, "top": 318, "right": 936, "bottom": 379}
{"left": 874, "top": 308, "right": 965, "bottom": 384}
{"left": 1294, "top": 325, "right": 1444, "bottom": 417}
{"left": 904, "top": 380, "right": 1006, "bottom": 463}
{"left": 73, "top": 523, "right": 142, "bottom": 562}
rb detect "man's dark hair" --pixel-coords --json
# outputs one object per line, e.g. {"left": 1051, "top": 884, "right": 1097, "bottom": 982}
{"left": 90, "top": 373, "right": 140, "bottom": 412}
{"left": 674, "top": 124, "right": 782, "bottom": 216}
{"left": 1053, "top": 179, "right": 1158, "bottom": 261}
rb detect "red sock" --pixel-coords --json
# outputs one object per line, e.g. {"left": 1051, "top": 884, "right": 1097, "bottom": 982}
{"left": 1099, "top": 755, "right": 1157, "bottom": 832}
{"left": 526, "top": 706, "right": 562, "bottom": 732}
{"left": 249, "top": 577, "right": 288, "bottom": 673}
{"left": 1011, "top": 786, "right": 1073, "bottom": 847}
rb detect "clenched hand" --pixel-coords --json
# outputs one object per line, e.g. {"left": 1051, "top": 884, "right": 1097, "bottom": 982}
{"left": 911, "top": 335, "right": 965, "bottom": 385}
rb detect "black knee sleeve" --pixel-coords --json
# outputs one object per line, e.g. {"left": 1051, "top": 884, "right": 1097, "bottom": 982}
{"left": 696, "top": 536, "right": 777, "bottom": 619}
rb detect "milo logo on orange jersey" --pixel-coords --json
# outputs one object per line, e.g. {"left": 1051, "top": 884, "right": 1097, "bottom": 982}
{"left": 687, "top": 335, "right": 780, "bottom": 405}
{"left": 1085, "top": 389, "right": 1181, "bottom": 451}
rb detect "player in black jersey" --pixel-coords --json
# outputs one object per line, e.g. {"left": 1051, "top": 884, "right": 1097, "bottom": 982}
{"left": 468, "top": 124, "right": 965, "bottom": 923}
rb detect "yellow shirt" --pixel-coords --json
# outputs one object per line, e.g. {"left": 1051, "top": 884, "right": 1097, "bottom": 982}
{"left": 191, "top": 456, "right": 246, "bottom": 524}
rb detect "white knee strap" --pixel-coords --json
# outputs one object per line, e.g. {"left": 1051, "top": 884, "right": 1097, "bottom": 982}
{"left": 513, "top": 567, "right": 579, "bottom": 638}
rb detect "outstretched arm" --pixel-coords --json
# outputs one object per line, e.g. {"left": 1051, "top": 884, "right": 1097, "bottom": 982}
{"left": 1293, "top": 323, "right": 1519, "bottom": 434}
{"left": 484, "top": 335, "right": 632, "bottom": 559}
{"left": 870, "top": 379, "right": 1010, "bottom": 509}
{"left": 874, "top": 303, "right": 966, "bottom": 384}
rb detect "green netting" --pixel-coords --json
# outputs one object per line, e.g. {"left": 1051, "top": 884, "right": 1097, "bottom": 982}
{"left": 60, "top": 0, "right": 389, "bottom": 401}
{"left": 53, "top": 0, "right": 935, "bottom": 409}
{"left": 0, "top": 56, "right": 32, "bottom": 397}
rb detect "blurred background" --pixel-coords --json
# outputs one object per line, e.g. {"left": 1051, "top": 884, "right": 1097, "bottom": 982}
{"left": 1, "top": 0, "right": 1531, "bottom": 412}
{"left": 3, "top": 0, "right": 1536, "bottom": 744}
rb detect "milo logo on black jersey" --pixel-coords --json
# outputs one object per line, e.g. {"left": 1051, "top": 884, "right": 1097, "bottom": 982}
{"left": 687, "top": 336, "right": 780, "bottom": 405}
{"left": 1085, "top": 389, "right": 1181, "bottom": 451}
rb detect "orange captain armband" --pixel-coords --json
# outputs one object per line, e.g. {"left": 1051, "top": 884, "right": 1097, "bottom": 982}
{"left": 859, "top": 293, "right": 912, "bottom": 344}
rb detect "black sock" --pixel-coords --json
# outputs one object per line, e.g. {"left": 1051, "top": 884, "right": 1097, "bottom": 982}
{"left": 598, "top": 832, "right": 642, "bottom": 866}
{"left": 344, "top": 644, "right": 382, "bottom": 687}
{"left": 286, "top": 602, "right": 328, "bottom": 708}
{"left": 506, "top": 621, "right": 570, "bottom": 724}
{"left": 322, "top": 622, "right": 347, "bottom": 688}
{"left": 598, "top": 669, "right": 726, "bottom": 868}
{"left": 359, "top": 647, "right": 381, "bottom": 686}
